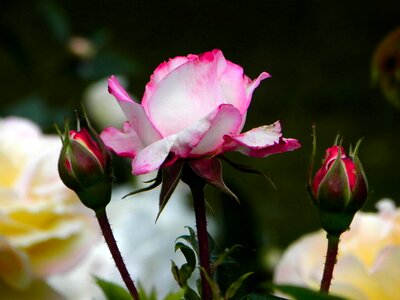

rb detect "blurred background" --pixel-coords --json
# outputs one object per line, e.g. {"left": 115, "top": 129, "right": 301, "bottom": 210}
{"left": 1, "top": 0, "right": 399, "bottom": 291}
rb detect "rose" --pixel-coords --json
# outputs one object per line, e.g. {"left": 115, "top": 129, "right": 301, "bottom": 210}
{"left": 101, "top": 49, "right": 300, "bottom": 175}
{"left": 0, "top": 117, "right": 97, "bottom": 292}
{"left": 274, "top": 199, "right": 400, "bottom": 300}
{"left": 312, "top": 145, "right": 368, "bottom": 210}
{"left": 311, "top": 144, "right": 368, "bottom": 234}
{"left": 58, "top": 121, "right": 113, "bottom": 211}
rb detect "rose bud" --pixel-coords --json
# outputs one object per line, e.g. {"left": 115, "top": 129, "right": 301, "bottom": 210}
{"left": 311, "top": 143, "right": 368, "bottom": 234}
{"left": 58, "top": 118, "right": 113, "bottom": 211}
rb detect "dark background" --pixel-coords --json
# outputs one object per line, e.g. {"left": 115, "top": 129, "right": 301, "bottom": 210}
{"left": 1, "top": 0, "right": 399, "bottom": 287}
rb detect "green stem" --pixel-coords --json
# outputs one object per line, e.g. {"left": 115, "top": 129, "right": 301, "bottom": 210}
{"left": 95, "top": 208, "right": 140, "bottom": 300}
{"left": 320, "top": 233, "right": 340, "bottom": 293}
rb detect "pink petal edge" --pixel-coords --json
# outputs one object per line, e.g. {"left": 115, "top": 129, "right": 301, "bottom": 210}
{"left": 108, "top": 75, "right": 163, "bottom": 145}
{"left": 223, "top": 122, "right": 301, "bottom": 158}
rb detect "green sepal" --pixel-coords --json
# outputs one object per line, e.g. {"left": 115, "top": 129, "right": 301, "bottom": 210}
{"left": 122, "top": 170, "right": 163, "bottom": 199}
{"left": 188, "top": 157, "right": 239, "bottom": 204}
{"left": 219, "top": 155, "right": 276, "bottom": 190}
{"left": 156, "top": 160, "right": 184, "bottom": 221}
{"left": 347, "top": 154, "right": 368, "bottom": 214}
{"left": 318, "top": 209, "right": 355, "bottom": 235}
{"left": 316, "top": 148, "right": 351, "bottom": 211}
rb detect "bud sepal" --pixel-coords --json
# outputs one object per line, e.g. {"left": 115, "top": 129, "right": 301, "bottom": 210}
{"left": 310, "top": 138, "right": 368, "bottom": 234}
{"left": 58, "top": 114, "right": 113, "bottom": 211}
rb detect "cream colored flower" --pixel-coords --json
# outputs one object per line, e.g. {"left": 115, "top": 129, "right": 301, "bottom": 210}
{"left": 274, "top": 199, "right": 400, "bottom": 300}
{"left": 0, "top": 117, "right": 97, "bottom": 292}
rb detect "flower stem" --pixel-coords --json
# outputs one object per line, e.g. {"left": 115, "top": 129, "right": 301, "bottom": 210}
{"left": 95, "top": 208, "right": 140, "bottom": 300}
{"left": 191, "top": 182, "right": 212, "bottom": 300}
{"left": 320, "top": 233, "right": 340, "bottom": 293}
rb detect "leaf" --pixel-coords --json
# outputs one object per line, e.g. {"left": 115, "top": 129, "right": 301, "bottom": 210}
{"left": 177, "top": 226, "right": 199, "bottom": 258}
{"left": 188, "top": 158, "right": 239, "bottom": 203}
{"left": 200, "top": 267, "right": 221, "bottom": 300}
{"left": 171, "top": 259, "right": 201, "bottom": 300}
{"left": 211, "top": 244, "right": 242, "bottom": 274}
{"left": 122, "top": 170, "right": 162, "bottom": 199}
{"left": 171, "top": 260, "right": 182, "bottom": 286}
{"left": 225, "top": 272, "right": 254, "bottom": 299}
{"left": 241, "top": 293, "right": 287, "bottom": 300}
{"left": 157, "top": 160, "right": 184, "bottom": 221}
{"left": 272, "top": 284, "right": 346, "bottom": 300}
{"left": 164, "top": 288, "right": 186, "bottom": 300}
{"left": 137, "top": 282, "right": 158, "bottom": 300}
{"left": 175, "top": 242, "right": 196, "bottom": 270}
{"left": 219, "top": 156, "right": 276, "bottom": 190}
{"left": 94, "top": 276, "right": 132, "bottom": 300}
{"left": 184, "top": 287, "right": 202, "bottom": 300}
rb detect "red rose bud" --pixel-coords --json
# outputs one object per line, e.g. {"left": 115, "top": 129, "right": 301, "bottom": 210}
{"left": 311, "top": 143, "right": 368, "bottom": 234}
{"left": 58, "top": 119, "right": 113, "bottom": 211}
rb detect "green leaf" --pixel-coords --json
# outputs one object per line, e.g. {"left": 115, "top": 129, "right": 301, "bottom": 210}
{"left": 272, "top": 284, "right": 346, "bottom": 300}
{"left": 175, "top": 242, "right": 197, "bottom": 270}
{"left": 241, "top": 293, "right": 287, "bottom": 300}
{"left": 184, "top": 286, "right": 202, "bottom": 300}
{"left": 137, "top": 282, "right": 158, "bottom": 300}
{"left": 94, "top": 276, "right": 132, "bottom": 300}
{"left": 200, "top": 267, "right": 221, "bottom": 300}
{"left": 225, "top": 272, "right": 254, "bottom": 299}
{"left": 177, "top": 226, "right": 199, "bottom": 258}
{"left": 164, "top": 288, "right": 186, "bottom": 300}
{"left": 157, "top": 160, "right": 184, "bottom": 221}
{"left": 171, "top": 260, "right": 182, "bottom": 286}
{"left": 211, "top": 244, "right": 242, "bottom": 274}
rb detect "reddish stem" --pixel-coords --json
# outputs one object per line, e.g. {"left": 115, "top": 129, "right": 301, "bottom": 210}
{"left": 96, "top": 208, "right": 140, "bottom": 300}
{"left": 191, "top": 183, "right": 212, "bottom": 300}
{"left": 320, "top": 233, "right": 340, "bottom": 293}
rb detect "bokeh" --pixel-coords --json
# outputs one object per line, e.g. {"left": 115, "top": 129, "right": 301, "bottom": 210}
{"left": 1, "top": 0, "right": 399, "bottom": 289}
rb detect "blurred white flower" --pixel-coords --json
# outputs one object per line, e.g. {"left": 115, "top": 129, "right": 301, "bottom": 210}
{"left": 0, "top": 117, "right": 97, "bottom": 297}
{"left": 83, "top": 77, "right": 127, "bottom": 129}
{"left": 48, "top": 181, "right": 213, "bottom": 300}
{"left": 274, "top": 199, "right": 400, "bottom": 300}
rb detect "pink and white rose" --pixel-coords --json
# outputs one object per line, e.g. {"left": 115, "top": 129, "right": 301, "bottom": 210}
{"left": 101, "top": 49, "right": 300, "bottom": 175}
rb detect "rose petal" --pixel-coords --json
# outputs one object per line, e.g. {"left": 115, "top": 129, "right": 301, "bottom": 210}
{"left": 144, "top": 50, "right": 228, "bottom": 136}
{"left": 190, "top": 105, "right": 242, "bottom": 155}
{"left": 371, "top": 247, "right": 400, "bottom": 299}
{"left": 108, "top": 76, "right": 162, "bottom": 144}
{"left": 0, "top": 237, "right": 33, "bottom": 290}
{"left": 245, "top": 72, "right": 271, "bottom": 102}
{"left": 131, "top": 104, "right": 236, "bottom": 175}
{"left": 217, "top": 60, "right": 247, "bottom": 111}
{"left": 223, "top": 121, "right": 301, "bottom": 157}
{"left": 100, "top": 122, "right": 142, "bottom": 158}
{"left": 142, "top": 55, "right": 193, "bottom": 111}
